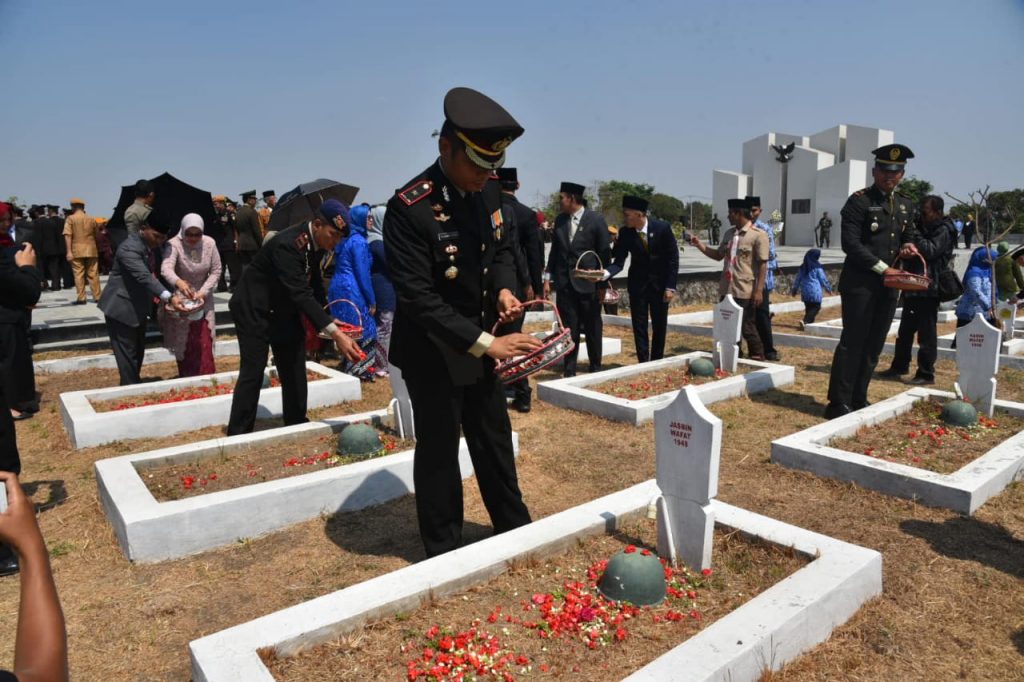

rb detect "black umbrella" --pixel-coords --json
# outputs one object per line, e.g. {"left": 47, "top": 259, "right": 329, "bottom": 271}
{"left": 107, "top": 172, "right": 216, "bottom": 239}
{"left": 268, "top": 178, "right": 359, "bottom": 233}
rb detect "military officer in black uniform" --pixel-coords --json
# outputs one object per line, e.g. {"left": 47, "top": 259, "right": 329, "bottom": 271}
{"left": 384, "top": 87, "right": 542, "bottom": 558}
{"left": 496, "top": 166, "right": 544, "bottom": 413}
{"left": 824, "top": 144, "right": 916, "bottom": 419}
{"left": 227, "top": 199, "right": 363, "bottom": 435}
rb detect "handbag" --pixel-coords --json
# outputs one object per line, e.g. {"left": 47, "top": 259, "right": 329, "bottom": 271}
{"left": 602, "top": 282, "right": 621, "bottom": 305}
{"left": 937, "top": 266, "right": 964, "bottom": 302}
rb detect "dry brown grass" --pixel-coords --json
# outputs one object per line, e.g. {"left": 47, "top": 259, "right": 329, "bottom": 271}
{"left": 2, "top": 325, "right": 1023, "bottom": 680}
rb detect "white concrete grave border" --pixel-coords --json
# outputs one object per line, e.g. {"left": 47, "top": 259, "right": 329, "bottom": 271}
{"left": 771, "top": 388, "right": 1024, "bottom": 514}
{"left": 537, "top": 351, "right": 794, "bottom": 425}
{"left": 35, "top": 339, "right": 242, "bottom": 374}
{"left": 60, "top": 362, "right": 360, "bottom": 449}
{"left": 95, "top": 408, "right": 519, "bottom": 562}
{"left": 189, "top": 479, "right": 881, "bottom": 682}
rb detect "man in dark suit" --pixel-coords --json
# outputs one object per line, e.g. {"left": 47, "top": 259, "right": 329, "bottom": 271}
{"left": 234, "top": 190, "right": 262, "bottom": 278}
{"left": 604, "top": 195, "right": 679, "bottom": 362}
{"left": 543, "top": 181, "right": 611, "bottom": 377}
{"left": 227, "top": 199, "right": 362, "bottom": 435}
{"left": 384, "top": 87, "right": 542, "bottom": 558}
{"left": 824, "top": 144, "right": 916, "bottom": 419}
{"left": 496, "top": 167, "right": 544, "bottom": 412}
{"left": 97, "top": 211, "right": 189, "bottom": 385}
{"left": 36, "top": 207, "right": 62, "bottom": 291}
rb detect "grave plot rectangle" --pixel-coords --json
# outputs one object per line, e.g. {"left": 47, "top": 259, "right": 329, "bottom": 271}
{"left": 60, "top": 362, "right": 360, "bottom": 449}
{"left": 188, "top": 480, "right": 881, "bottom": 682}
{"left": 665, "top": 295, "right": 842, "bottom": 326}
{"left": 771, "top": 388, "right": 1024, "bottom": 514}
{"left": 537, "top": 352, "right": 794, "bottom": 425}
{"left": 94, "top": 409, "right": 519, "bottom": 562}
{"left": 35, "top": 339, "right": 242, "bottom": 374}
{"left": 804, "top": 317, "right": 900, "bottom": 339}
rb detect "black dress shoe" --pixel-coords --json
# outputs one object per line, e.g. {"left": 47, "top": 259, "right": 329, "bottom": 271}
{"left": 852, "top": 401, "right": 871, "bottom": 410}
{"left": 823, "top": 402, "right": 852, "bottom": 419}
{"left": 511, "top": 400, "right": 531, "bottom": 414}
{"left": 765, "top": 352, "right": 780, "bottom": 361}
{"left": 906, "top": 376, "right": 935, "bottom": 386}
{"left": 876, "top": 367, "right": 906, "bottom": 378}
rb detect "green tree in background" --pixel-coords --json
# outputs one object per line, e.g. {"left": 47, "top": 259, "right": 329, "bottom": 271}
{"left": 597, "top": 180, "right": 654, "bottom": 226}
{"left": 897, "top": 176, "right": 933, "bottom": 204}
{"left": 648, "top": 193, "right": 685, "bottom": 223}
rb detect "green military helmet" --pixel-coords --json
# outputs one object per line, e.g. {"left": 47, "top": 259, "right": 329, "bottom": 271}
{"left": 688, "top": 357, "right": 716, "bottom": 377}
{"left": 596, "top": 547, "right": 666, "bottom": 606}
{"left": 940, "top": 400, "right": 977, "bottom": 427}
{"left": 997, "top": 241, "right": 1010, "bottom": 255}
{"left": 337, "top": 424, "right": 384, "bottom": 460}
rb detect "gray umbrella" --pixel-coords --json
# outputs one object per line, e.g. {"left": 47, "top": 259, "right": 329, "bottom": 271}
{"left": 267, "top": 179, "right": 360, "bottom": 232}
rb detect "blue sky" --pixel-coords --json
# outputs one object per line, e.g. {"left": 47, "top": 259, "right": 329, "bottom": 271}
{"left": 2, "top": 0, "right": 1022, "bottom": 214}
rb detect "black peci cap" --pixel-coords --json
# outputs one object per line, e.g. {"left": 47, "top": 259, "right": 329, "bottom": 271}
{"left": 143, "top": 208, "right": 173, "bottom": 235}
{"left": 262, "top": 190, "right": 275, "bottom": 198}
{"left": 240, "top": 190, "right": 256, "bottom": 200}
{"left": 560, "top": 181, "right": 586, "bottom": 196}
{"left": 443, "top": 87, "right": 524, "bottom": 170}
{"left": 727, "top": 198, "right": 749, "bottom": 210}
{"left": 872, "top": 144, "right": 914, "bottom": 171}
{"left": 496, "top": 167, "right": 518, "bottom": 183}
{"left": 622, "top": 195, "right": 649, "bottom": 212}
{"left": 744, "top": 195, "right": 761, "bottom": 208}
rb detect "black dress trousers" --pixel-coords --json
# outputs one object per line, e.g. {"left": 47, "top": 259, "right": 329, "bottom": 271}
{"left": 105, "top": 316, "right": 148, "bottom": 386}
{"left": 557, "top": 286, "right": 603, "bottom": 376}
{"left": 226, "top": 324, "right": 307, "bottom": 436}
{"left": 630, "top": 285, "right": 669, "bottom": 362}
{"left": 889, "top": 296, "right": 939, "bottom": 381}
{"left": 405, "top": 367, "right": 531, "bottom": 558}
{"left": 827, "top": 280, "right": 898, "bottom": 407}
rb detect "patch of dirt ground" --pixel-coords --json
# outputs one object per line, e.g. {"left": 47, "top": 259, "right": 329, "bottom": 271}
{"left": 2, "top": 323, "right": 1023, "bottom": 680}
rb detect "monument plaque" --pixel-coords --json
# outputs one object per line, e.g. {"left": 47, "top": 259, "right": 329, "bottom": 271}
{"left": 712, "top": 295, "right": 743, "bottom": 373}
{"left": 954, "top": 314, "right": 1000, "bottom": 416}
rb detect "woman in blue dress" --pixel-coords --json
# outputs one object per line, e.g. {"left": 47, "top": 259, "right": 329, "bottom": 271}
{"left": 328, "top": 204, "right": 378, "bottom": 379}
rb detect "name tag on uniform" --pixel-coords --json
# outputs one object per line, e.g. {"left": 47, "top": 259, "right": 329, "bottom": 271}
{"left": 437, "top": 231, "right": 459, "bottom": 241}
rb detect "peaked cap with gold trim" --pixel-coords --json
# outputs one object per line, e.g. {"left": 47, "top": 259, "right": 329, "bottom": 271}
{"left": 443, "top": 87, "right": 524, "bottom": 171}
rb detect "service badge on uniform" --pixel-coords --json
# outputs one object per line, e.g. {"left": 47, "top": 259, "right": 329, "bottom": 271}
{"left": 491, "top": 209, "right": 503, "bottom": 241}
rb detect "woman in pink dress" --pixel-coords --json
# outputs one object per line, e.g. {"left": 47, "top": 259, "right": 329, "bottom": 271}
{"left": 159, "top": 213, "right": 222, "bottom": 376}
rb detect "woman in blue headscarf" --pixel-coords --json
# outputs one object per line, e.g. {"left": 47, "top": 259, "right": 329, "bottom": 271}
{"left": 328, "top": 203, "right": 378, "bottom": 379}
{"left": 789, "top": 248, "right": 832, "bottom": 329}
{"left": 951, "top": 246, "right": 997, "bottom": 348}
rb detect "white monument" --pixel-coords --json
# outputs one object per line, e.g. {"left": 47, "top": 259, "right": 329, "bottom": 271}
{"left": 712, "top": 295, "right": 743, "bottom": 373}
{"left": 954, "top": 314, "right": 1000, "bottom": 417}
{"left": 653, "top": 386, "right": 721, "bottom": 571}
{"left": 713, "top": 124, "right": 898, "bottom": 246}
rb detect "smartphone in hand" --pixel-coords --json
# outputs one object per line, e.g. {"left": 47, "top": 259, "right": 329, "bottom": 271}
{"left": 0, "top": 483, "right": 7, "bottom": 513}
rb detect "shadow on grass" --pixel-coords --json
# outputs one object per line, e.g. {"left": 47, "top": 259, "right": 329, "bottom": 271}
{"left": 1011, "top": 627, "right": 1024, "bottom": 655}
{"left": 748, "top": 388, "right": 826, "bottom": 420}
{"left": 900, "top": 516, "right": 1024, "bottom": 580}
{"left": 23, "top": 479, "right": 68, "bottom": 512}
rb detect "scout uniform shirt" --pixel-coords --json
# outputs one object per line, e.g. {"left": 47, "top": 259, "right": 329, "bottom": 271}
{"left": 62, "top": 211, "right": 99, "bottom": 258}
{"left": 716, "top": 222, "right": 769, "bottom": 299}
{"left": 384, "top": 160, "right": 516, "bottom": 386}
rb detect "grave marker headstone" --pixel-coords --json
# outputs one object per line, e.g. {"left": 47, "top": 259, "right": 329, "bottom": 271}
{"left": 712, "top": 295, "right": 743, "bottom": 373}
{"left": 954, "top": 313, "right": 1000, "bottom": 417}
{"left": 995, "top": 301, "right": 1016, "bottom": 338}
{"left": 387, "top": 363, "right": 415, "bottom": 439}
{"left": 653, "top": 385, "right": 720, "bottom": 571}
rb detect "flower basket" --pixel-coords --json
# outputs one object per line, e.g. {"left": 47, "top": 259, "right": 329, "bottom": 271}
{"left": 318, "top": 298, "right": 364, "bottom": 339}
{"left": 572, "top": 250, "right": 606, "bottom": 282}
{"left": 493, "top": 300, "right": 575, "bottom": 384}
{"left": 883, "top": 252, "right": 931, "bottom": 292}
{"left": 603, "top": 282, "right": 621, "bottom": 305}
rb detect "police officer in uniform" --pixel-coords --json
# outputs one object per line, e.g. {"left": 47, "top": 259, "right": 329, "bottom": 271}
{"left": 824, "top": 144, "right": 916, "bottom": 419}
{"left": 383, "top": 87, "right": 542, "bottom": 558}
{"left": 226, "top": 200, "right": 363, "bottom": 435}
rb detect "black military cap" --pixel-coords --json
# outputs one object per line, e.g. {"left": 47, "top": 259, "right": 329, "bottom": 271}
{"left": 872, "top": 144, "right": 914, "bottom": 171}
{"left": 262, "top": 190, "right": 275, "bottom": 198}
{"left": 727, "top": 198, "right": 749, "bottom": 210}
{"left": 560, "top": 181, "right": 586, "bottom": 196}
{"left": 443, "top": 86, "right": 524, "bottom": 170}
{"left": 240, "top": 190, "right": 257, "bottom": 199}
{"left": 622, "top": 195, "right": 649, "bottom": 212}
{"left": 744, "top": 195, "right": 761, "bottom": 208}
{"left": 496, "top": 167, "right": 518, "bottom": 183}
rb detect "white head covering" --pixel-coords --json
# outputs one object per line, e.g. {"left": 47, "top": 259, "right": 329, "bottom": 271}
{"left": 180, "top": 213, "right": 205, "bottom": 234}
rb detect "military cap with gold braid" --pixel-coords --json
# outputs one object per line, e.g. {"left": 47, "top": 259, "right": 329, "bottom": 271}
{"left": 872, "top": 143, "right": 914, "bottom": 172}
{"left": 443, "top": 87, "right": 524, "bottom": 170}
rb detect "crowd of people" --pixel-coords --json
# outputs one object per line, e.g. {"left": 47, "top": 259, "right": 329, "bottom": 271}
{"left": 0, "top": 86, "right": 1018, "bottom": 679}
